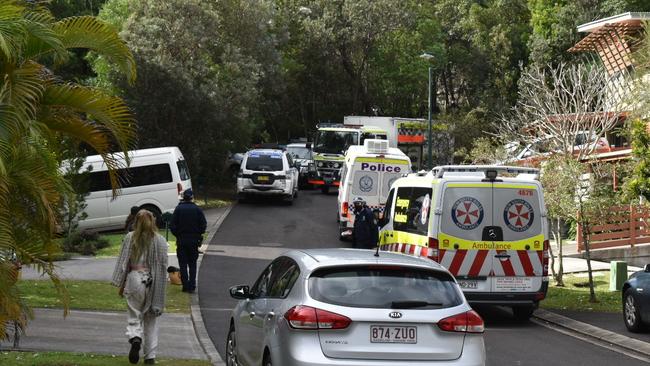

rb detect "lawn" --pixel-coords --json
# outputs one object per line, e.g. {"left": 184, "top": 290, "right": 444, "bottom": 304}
{"left": 17, "top": 280, "right": 190, "bottom": 313}
{"left": 542, "top": 271, "right": 622, "bottom": 313}
{"left": 0, "top": 351, "right": 211, "bottom": 366}
{"left": 95, "top": 230, "right": 178, "bottom": 257}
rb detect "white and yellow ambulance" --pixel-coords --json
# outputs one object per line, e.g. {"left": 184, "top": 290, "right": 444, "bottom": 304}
{"left": 337, "top": 139, "right": 411, "bottom": 240}
{"left": 378, "top": 165, "right": 549, "bottom": 320}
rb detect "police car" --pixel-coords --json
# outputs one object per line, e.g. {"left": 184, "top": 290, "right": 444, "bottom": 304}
{"left": 338, "top": 139, "right": 411, "bottom": 240}
{"left": 378, "top": 165, "right": 549, "bottom": 320}
{"left": 236, "top": 149, "right": 299, "bottom": 204}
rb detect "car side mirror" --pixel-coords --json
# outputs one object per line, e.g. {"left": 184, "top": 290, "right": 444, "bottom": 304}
{"left": 645, "top": 264, "right": 650, "bottom": 273}
{"left": 229, "top": 285, "right": 252, "bottom": 299}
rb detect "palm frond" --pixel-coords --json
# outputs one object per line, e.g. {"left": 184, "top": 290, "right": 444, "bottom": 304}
{"left": 53, "top": 16, "right": 136, "bottom": 84}
{"left": 1, "top": 60, "right": 45, "bottom": 121}
{"left": 41, "top": 83, "right": 136, "bottom": 194}
{"left": 0, "top": 2, "right": 27, "bottom": 62}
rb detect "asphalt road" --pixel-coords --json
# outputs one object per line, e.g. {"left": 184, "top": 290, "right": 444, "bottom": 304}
{"left": 199, "top": 189, "right": 647, "bottom": 366}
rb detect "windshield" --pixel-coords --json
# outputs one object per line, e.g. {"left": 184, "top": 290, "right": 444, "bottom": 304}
{"left": 314, "top": 130, "right": 359, "bottom": 154}
{"left": 287, "top": 146, "right": 312, "bottom": 160}
{"left": 245, "top": 153, "right": 284, "bottom": 171}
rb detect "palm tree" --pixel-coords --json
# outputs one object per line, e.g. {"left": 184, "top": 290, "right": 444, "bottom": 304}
{"left": 0, "top": 0, "right": 136, "bottom": 340}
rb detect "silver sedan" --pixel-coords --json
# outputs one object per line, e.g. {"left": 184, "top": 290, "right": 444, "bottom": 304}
{"left": 226, "top": 249, "right": 486, "bottom": 366}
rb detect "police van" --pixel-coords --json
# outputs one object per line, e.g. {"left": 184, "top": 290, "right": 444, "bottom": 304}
{"left": 378, "top": 165, "right": 548, "bottom": 320}
{"left": 337, "top": 139, "right": 411, "bottom": 240}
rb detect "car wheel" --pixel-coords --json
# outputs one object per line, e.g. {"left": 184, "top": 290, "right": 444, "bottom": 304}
{"left": 284, "top": 194, "right": 294, "bottom": 206}
{"left": 624, "top": 288, "right": 645, "bottom": 332}
{"left": 512, "top": 305, "right": 535, "bottom": 321}
{"left": 321, "top": 186, "right": 329, "bottom": 194}
{"left": 226, "top": 326, "right": 239, "bottom": 366}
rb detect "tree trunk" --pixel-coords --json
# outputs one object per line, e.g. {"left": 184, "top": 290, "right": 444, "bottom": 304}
{"left": 556, "top": 218, "right": 564, "bottom": 287}
{"left": 580, "top": 211, "right": 598, "bottom": 303}
{"left": 549, "top": 224, "right": 558, "bottom": 283}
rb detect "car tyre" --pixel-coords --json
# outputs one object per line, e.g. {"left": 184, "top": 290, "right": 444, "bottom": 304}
{"left": 321, "top": 186, "right": 329, "bottom": 194}
{"left": 226, "top": 326, "right": 239, "bottom": 366}
{"left": 624, "top": 288, "right": 645, "bottom": 332}
{"left": 512, "top": 305, "right": 535, "bottom": 322}
{"left": 284, "top": 194, "right": 294, "bottom": 206}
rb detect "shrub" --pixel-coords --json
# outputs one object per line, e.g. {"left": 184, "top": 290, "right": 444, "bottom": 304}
{"left": 62, "top": 230, "right": 110, "bottom": 256}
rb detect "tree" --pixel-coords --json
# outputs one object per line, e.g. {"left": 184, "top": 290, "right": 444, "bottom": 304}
{"left": 498, "top": 62, "right": 623, "bottom": 162}
{"left": 498, "top": 61, "right": 625, "bottom": 299}
{"left": 94, "top": 0, "right": 267, "bottom": 185}
{"left": 0, "top": 0, "right": 136, "bottom": 340}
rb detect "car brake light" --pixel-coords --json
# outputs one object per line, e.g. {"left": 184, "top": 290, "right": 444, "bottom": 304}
{"left": 428, "top": 237, "right": 439, "bottom": 262}
{"left": 342, "top": 202, "right": 348, "bottom": 217}
{"left": 542, "top": 240, "right": 549, "bottom": 277}
{"left": 284, "top": 306, "right": 351, "bottom": 330}
{"left": 438, "top": 310, "right": 484, "bottom": 333}
{"left": 177, "top": 183, "right": 183, "bottom": 194}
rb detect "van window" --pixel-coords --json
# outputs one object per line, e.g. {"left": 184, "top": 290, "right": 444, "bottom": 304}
{"left": 383, "top": 189, "right": 395, "bottom": 224}
{"left": 381, "top": 169, "right": 405, "bottom": 202}
{"left": 246, "top": 153, "right": 284, "bottom": 171}
{"left": 87, "top": 163, "right": 173, "bottom": 192}
{"left": 352, "top": 171, "right": 379, "bottom": 197}
{"left": 393, "top": 187, "right": 432, "bottom": 235}
{"left": 177, "top": 160, "right": 191, "bottom": 180}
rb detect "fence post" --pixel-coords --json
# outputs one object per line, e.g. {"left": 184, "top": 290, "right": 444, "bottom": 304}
{"left": 631, "top": 205, "right": 636, "bottom": 248}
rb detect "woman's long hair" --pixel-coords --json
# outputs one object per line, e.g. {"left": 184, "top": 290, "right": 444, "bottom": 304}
{"left": 130, "top": 210, "right": 157, "bottom": 264}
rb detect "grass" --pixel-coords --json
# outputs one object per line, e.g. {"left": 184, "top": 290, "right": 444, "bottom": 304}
{"left": 17, "top": 280, "right": 190, "bottom": 314}
{"left": 542, "top": 271, "right": 622, "bottom": 313}
{"left": 94, "top": 230, "right": 177, "bottom": 257}
{"left": 0, "top": 351, "right": 211, "bottom": 365}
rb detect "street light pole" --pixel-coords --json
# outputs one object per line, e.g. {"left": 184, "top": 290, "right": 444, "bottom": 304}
{"left": 420, "top": 52, "right": 435, "bottom": 170}
{"left": 427, "top": 66, "right": 433, "bottom": 170}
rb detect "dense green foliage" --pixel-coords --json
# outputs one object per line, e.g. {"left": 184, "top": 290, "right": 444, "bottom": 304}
{"left": 83, "top": 0, "right": 650, "bottom": 182}
{"left": 0, "top": 0, "right": 135, "bottom": 339}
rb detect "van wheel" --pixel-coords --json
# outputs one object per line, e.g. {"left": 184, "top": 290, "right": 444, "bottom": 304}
{"left": 512, "top": 305, "right": 535, "bottom": 322}
{"left": 141, "top": 205, "right": 163, "bottom": 227}
{"left": 321, "top": 186, "right": 329, "bottom": 194}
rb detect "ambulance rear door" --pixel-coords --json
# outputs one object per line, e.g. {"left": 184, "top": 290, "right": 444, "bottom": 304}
{"left": 490, "top": 182, "right": 545, "bottom": 294}
{"left": 438, "top": 182, "right": 493, "bottom": 293}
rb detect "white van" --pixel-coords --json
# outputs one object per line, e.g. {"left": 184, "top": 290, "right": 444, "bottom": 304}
{"left": 70, "top": 147, "right": 192, "bottom": 231}
{"left": 378, "top": 165, "right": 548, "bottom": 320}
{"left": 337, "top": 139, "right": 411, "bottom": 239}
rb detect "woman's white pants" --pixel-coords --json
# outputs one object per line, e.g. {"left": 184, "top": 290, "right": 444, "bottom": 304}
{"left": 125, "top": 270, "right": 159, "bottom": 360}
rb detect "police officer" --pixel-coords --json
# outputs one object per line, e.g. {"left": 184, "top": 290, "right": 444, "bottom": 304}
{"left": 352, "top": 197, "right": 379, "bottom": 249}
{"left": 170, "top": 188, "right": 206, "bottom": 293}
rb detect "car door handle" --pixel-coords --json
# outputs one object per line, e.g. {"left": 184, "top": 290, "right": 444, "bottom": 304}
{"left": 267, "top": 312, "right": 275, "bottom": 319}
{"left": 494, "top": 254, "right": 511, "bottom": 259}
{"left": 249, "top": 312, "right": 256, "bottom": 319}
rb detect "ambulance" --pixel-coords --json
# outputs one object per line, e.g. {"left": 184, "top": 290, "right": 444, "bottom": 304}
{"left": 337, "top": 139, "right": 411, "bottom": 240}
{"left": 378, "top": 165, "right": 549, "bottom": 320}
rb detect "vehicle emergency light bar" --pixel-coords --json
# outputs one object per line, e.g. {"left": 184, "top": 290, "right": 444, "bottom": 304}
{"left": 431, "top": 165, "right": 540, "bottom": 179}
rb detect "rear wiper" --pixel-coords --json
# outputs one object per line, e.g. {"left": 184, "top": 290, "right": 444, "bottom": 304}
{"left": 391, "top": 301, "right": 444, "bottom": 309}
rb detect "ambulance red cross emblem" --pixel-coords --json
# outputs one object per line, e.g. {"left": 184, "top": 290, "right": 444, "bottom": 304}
{"left": 451, "top": 197, "right": 484, "bottom": 230}
{"left": 504, "top": 199, "right": 534, "bottom": 232}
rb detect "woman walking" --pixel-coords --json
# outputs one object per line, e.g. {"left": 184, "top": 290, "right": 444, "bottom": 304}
{"left": 112, "top": 210, "right": 168, "bottom": 364}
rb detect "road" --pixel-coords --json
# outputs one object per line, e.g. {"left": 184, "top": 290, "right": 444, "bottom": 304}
{"left": 199, "top": 189, "right": 647, "bottom": 366}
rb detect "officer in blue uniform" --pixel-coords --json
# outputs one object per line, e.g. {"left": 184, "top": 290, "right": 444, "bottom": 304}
{"left": 352, "top": 197, "right": 378, "bottom": 249}
{"left": 170, "top": 188, "right": 206, "bottom": 293}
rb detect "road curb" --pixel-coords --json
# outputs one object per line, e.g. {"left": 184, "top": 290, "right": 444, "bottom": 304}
{"left": 534, "top": 309, "right": 650, "bottom": 359}
{"left": 191, "top": 203, "right": 234, "bottom": 366}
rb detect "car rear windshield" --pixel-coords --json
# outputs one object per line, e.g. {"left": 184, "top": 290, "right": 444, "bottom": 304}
{"left": 246, "top": 154, "right": 284, "bottom": 171}
{"left": 308, "top": 265, "right": 462, "bottom": 309}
